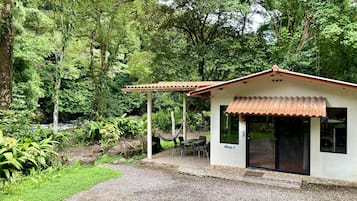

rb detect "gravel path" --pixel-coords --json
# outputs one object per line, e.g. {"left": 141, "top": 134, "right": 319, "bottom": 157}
{"left": 66, "top": 164, "right": 357, "bottom": 201}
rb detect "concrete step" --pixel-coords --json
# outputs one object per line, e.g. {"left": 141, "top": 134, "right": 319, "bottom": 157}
{"left": 243, "top": 174, "right": 302, "bottom": 189}
{"left": 178, "top": 166, "right": 302, "bottom": 189}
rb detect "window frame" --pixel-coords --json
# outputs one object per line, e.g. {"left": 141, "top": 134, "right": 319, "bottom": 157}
{"left": 219, "top": 105, "right": 239, "bottom": 144}
{"left": 320, "top": 107, "right": 347, "bottom": 154}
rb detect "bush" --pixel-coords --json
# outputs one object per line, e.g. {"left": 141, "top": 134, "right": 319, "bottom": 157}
{"left": 187, "top": 111, "right": 210, "bottom": 131}
{"left": 69, "top": 115, "right": 143, "bottom": 150}
{"left": 152, "top": 110, "right": 182, "bottom": 132}
{"left": 117, "top": 115, "right": 145, "bottom": 138}
{"left": 99, "top": 124, "right": 121, "bottom": 151}
{"left": 0, "top": 110, "right": 67, "bottom": 145}
{"left": 0, "top": 110, "right": 35, "bottom": 140}
{"left": 151, "top": 110, "right": 210, "bottom": 132}
{"left": 74, "top": 120, "right": 102, "bottom": 144}
{"left": 0, "top": 130, "right": 58, "bottom": 182}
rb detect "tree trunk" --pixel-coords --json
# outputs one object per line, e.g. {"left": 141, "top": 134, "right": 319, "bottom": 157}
{"left": 53, "top": 45, "right": 64, "bottom": 133}
{"left": 53, "top": 1, "right": 67, "bottom": 133}
{"left": 0, "top": 2, "right": 14, "bottom": 110}
{"left": 53, "top": 72, "right": 60, "bottom": 133}
{"left": 297, "top": 12, "right": 314, "bottom": 53}
{"left": 89, "top": 31, "right": 99, "bottom": 120}
{"left": 94, "top": 42, "right": 108, "bottom": 119}
{"left": 198, "top": 58, "right": 205, "bottom": 81}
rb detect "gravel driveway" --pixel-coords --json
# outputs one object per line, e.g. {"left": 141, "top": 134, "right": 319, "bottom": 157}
{"left": 66, "top": 164, "right": 357, "bottom": 201}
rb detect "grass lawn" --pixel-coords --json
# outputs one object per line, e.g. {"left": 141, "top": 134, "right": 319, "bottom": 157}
{"left": 0, "top": 165, "right": 121, "bottom": 201}
{"left": 161, "top": 140, "right": 175, "bottom": 149}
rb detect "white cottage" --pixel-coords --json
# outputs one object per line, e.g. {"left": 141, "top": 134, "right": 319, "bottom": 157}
{"left": 189, "top": 65, "right": 357, "bottom": 181}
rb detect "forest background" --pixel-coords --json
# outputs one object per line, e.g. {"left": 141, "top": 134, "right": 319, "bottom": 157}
{"left": 0, "top": 0, "right": 356, "bottom": 185}
{"left": 0, "top": 0, "right": 356, "bottom": 128}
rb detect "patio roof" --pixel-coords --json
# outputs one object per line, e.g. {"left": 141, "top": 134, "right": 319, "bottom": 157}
{"left": 122, "top": 81, "right": 223, "bottom": 92}
{"left": 226, "top": 96, "right": 327, "bottom": 117}
{"left": 122, "top": 81, "right": 222, "bottom": 160}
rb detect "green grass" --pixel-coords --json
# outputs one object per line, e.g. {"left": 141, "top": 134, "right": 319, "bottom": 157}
{"left": 0, "top": 165, "right": 121, "bottom": 201}
{"left": 160, "top": 140, "right": 175, "bottom": 149}
{"left": 95, "top": 154, "right": 123, "bottom": 165}
{"left": 96, "top": 153, "right": 146, "bottom": 165}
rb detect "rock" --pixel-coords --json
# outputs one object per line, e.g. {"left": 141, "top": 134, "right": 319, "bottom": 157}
{"left": 108, "top": 144, "right": 123, "bottom": 156}
{"left": 118, "top": 158, "right": 127, "bottom": 164}
{"left": 79, "top": 156, "right": 98, "bottom": 165}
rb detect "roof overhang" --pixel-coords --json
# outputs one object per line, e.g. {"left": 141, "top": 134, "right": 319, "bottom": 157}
{"left": 226, "top": 96, "right": 327, "bottom": 117}
{"left": 122, "top": 81, "right": 223, "bottom": 93}
{"left": 188, "top": 65, "right": 357, "bottom": 97}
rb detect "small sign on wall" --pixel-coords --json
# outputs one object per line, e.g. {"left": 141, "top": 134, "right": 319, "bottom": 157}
{"left": 224, "top": 144, "right": 236, "bottom": 149}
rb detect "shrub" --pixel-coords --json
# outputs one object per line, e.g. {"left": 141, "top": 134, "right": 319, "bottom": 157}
{"left": 117, "top": 115, "right": 145, "bottom": 138}
{"left": 99, "top": 124, "right": 121, "bottom": 151}
{"left": 74, "top": 120, "right": 102, "bottom": 144}
{"left": 0, "top": 110, "right": 67, "bottom": 146}
{"left": 54, "top": 116, "right": 145, "bottom": 149}
{"left": 151, "top": 110, "right": 210, "bottom": 132}
{"left": 0, "top": 110, "right": 35, "bottom": 140}
{"left": 0, "top": 130, "right": 58, "bottom": 182}
{"left": 187, "top": 111, "right": 210, "bottom": 131}
{"left": 152, "top": 110, "right": 182, "bottom": 132}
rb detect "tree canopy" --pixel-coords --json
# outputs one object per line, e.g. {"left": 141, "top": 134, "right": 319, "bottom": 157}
{"left": 0, "top": 0, "right": 355, "bottom": 122}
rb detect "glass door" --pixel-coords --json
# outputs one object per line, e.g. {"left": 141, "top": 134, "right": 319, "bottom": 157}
{"left": 247, "top": 116, "right": 310, "bottom": 175}
{"left": 247, "top": 116, "right": 275, "bottom": 169}
{"left": 276, "top": 117, "right": 310, "bottom": 174}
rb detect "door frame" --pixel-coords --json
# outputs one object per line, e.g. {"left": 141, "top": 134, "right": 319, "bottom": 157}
{"left": 246, "top": 116, "right": 311, "bottom": 175}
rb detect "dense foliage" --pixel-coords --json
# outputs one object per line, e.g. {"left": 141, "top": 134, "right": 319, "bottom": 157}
{"left": 0, "top": 130, "right": 57, "bottom": 182}
{"left": 0, "top": 0, "right": 354, "bottom": 123}
{"left": 0, "top": 0, "right": 356, "bottom": 183}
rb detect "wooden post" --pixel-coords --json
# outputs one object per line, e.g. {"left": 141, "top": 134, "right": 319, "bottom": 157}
{"left": 147, "top": 91, "right": 153, "bottom": 160}
{"left": 183, "top": 94, "right": 187, "bottom": 140}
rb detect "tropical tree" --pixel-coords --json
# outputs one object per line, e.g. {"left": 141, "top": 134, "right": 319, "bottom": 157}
{"left": 0, "top": 1, "right": 14, "bottom": 110}
{"left": 265, "top": 0, "right": 357, "bottom": 82}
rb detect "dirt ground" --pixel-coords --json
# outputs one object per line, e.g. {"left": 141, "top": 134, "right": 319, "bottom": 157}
{"left": 58, "top": 130, "right": 208, "bottom": 165}
{"left": 66, "top": 163, "right": 357, "bottom": 201}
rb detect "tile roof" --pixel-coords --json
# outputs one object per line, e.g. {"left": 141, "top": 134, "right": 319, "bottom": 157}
{"left": 188, "top": 65, "right": 357, "bottom": 96}
{"left": 122, "top": 81, "right": 223, "bottom": 92}
{"left": 226, "top": 96, "right": 327, "bottom": 117}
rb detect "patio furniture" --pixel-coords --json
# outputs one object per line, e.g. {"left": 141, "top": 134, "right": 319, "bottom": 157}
{"left": 197, "top": 142, "right": 210, "bottom": 159}
{"left": 172, "top": 136, "right": 184, "bottom": 156}
{"left": 179, "top": 139, "right": 205, "bottom": 157}
{"left": 198, "top": 135, "right": 207, "bottom": 145}
{"left": 152, "top": 136, "right": 162, "bottom": 154}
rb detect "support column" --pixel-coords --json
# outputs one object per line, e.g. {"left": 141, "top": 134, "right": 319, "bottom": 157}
{"left": 183, "top": 94, "right": 187, "bottom": 140}
{"left": 147, "top": 91, "right": 153, "bottom": 160}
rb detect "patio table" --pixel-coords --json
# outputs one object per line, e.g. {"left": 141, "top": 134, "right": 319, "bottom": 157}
{"left": 180, "top": 139, "right": 206, "bottom": 156}
{"left": 181, "top": 139, "right": 197, "bottom": 145}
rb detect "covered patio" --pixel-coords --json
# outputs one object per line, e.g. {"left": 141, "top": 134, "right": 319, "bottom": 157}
{"left": 122, "top": 81, "right": 222, "bottom": 160}
{"left": 144, "top": 149, "right": 210, "bottom": 169}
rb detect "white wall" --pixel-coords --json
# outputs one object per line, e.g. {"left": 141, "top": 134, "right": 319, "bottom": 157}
{"left": 210, "top": 96, "right": 246, "bottom": 168}
{"left": 209, "top": 75, "right": 357, "bottom": 181}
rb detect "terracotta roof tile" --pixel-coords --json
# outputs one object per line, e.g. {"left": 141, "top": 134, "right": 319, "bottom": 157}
{"left": 226, "top": 96, "right": 326, "bottom": 117}
{"left": 122, "top": 81, "right": 223, "bottom": 92}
